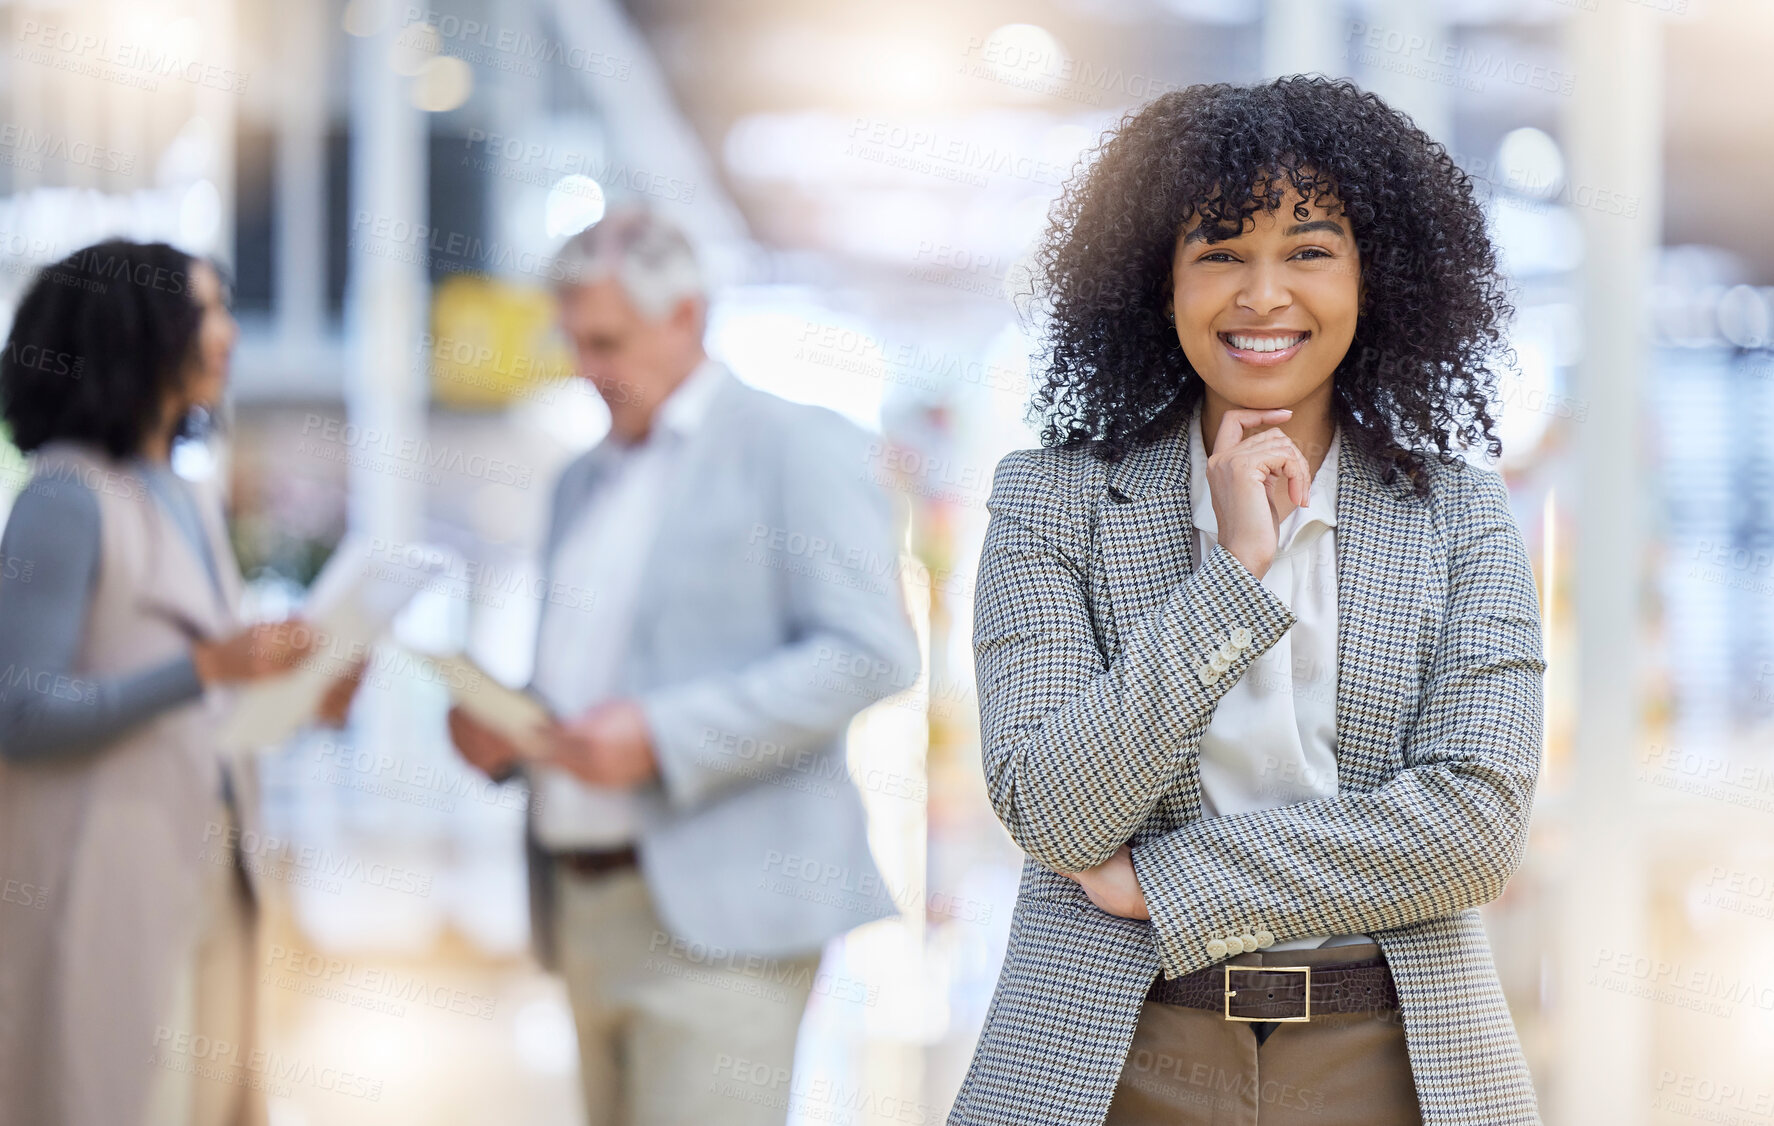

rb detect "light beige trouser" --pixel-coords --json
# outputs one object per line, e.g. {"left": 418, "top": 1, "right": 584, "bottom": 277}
{"left": 145, "top": 801, "right": 266, "bottom": 1126}
{"left": 1103, "top": 941, "right": 1423, "bottom": 1126}
{"left": 553, "top": 865, "right": 822, "bottom": 1126}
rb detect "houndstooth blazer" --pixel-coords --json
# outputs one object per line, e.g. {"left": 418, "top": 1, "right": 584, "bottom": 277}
{"left": 950, "top": 411, "right": 1547, "bottom": 1126}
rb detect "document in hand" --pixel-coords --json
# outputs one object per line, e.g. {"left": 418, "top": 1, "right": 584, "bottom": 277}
{"left": 411, "top": 649, "right": 557, "bottom": 759}
{"left": 215, "top": 535, "right": 451, "bottom": 753}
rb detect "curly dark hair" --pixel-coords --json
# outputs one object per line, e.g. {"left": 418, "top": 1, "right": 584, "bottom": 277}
{"left": 1023, "top": 75, "right": 1515, "bottom": 498}
{"left": 1, "top": 239, "right": 211, "bottom": 459}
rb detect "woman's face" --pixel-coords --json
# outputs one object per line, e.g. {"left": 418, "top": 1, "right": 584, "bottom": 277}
{"left": 181, "top": 259, "right": 236, "bottom": 412}
{"left": 1169, "top": 181, "right": 1362, "bottom": 410}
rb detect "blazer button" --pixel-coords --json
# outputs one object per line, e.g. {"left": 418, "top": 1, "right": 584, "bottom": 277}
{"left": 1230, "top": 627, "right": 1254, "bottom": 650}
{"left": 1217, "top": 640, "right": 1240, "bottom": 661}
{"left": 1224, "top": 935, "right": 1246, "bottom": 955}
{"left": 1205, "top": 938, "right": 1228, "bottom": 960}
{"left": 1208, "top": 651, "right": 1231, "bottom": 673}
{"left": 1254, "top": 930, "right": 1275, "bottom": 949}
{"left": 1238, "top": 934, "right": 1258, "bottom": 953}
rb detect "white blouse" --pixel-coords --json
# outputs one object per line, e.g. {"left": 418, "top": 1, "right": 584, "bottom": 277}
{"left": 1185, "top": 401, "right": 1370, "bottom": 951}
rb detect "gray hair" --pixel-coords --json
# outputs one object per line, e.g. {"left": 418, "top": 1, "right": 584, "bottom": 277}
{"left": 552, "top": 205, "right": 705, "bottom": 321}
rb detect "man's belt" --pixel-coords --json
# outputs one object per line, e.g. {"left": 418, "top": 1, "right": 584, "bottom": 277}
{"left": 552, "top": 844, "right": 639, "bottom": 878}
{"left": 1148, "top": 957, "right": 1399, "bottom": 1022}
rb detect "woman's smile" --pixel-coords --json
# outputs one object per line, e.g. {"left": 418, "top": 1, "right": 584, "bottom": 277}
{"left": 1218, "top": 329, "right": 1311, "bottom": 367}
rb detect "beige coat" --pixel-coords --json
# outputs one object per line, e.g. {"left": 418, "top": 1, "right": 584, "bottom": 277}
{"left": 0, "top": 441, "right": 254, "bottom": 1126}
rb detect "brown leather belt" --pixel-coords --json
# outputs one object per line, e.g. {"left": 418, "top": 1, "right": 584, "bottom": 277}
{"left": 553, "top": 845, "right": 639, "bottom": 878}
{"left": 1149, "top": 956, "right": 1399, "bottom": 1021}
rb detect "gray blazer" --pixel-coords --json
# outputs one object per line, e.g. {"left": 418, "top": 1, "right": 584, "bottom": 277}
{"left": 949, "top": 417, "right": 1546, "bottom": 1125}
{"left": 522, "top": 364, "right": 921, "bottom": 964}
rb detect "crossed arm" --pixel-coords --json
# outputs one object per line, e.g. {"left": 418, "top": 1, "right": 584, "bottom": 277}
{"left": 973, "top": 451, "right": 1545, "bottom": 980}
{"left": 973, "top": 449, "right": 1301, "bottom": 873}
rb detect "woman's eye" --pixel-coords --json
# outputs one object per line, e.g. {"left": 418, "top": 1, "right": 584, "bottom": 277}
{"left": 1198, "top": 248, "right": 1330, "bottom": 263}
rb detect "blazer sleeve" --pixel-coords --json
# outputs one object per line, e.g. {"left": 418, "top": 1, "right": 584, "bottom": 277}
{"left": 1131, "top": 464, "right": 1546, "bottom": 980}
{"left": 972, "top": 449, "right": 1299, "bottom": 874}
{"left": 637, "top": 408, "right": 923, "bottom": 812}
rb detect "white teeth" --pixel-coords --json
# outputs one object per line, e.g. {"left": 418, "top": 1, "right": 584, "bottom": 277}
{"left": 1225, "top": 333, "right": 1305, "bottom": 353}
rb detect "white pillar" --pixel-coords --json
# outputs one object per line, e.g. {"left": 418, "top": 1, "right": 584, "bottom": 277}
{"left": 193, "top": 0, "right": 237, "bottom": 267}
{"left": 345, "top": 12, "right": 426, "bottom": 547}
{"left": 1554, "top": 3, "right": 1661, "bottom": 1122}
{"left": 274, "top": 0, "right": 327, "bottom": 347}
{"left": 1357, "top": 0, "right": 1452, "bottom": 145}
{"left": 345, "top": 6, "right": 429, "bottom": 814}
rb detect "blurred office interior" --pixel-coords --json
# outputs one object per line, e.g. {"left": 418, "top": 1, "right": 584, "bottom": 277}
{"left": 0, "top": 0, "right": 1771, "bottom": 1122}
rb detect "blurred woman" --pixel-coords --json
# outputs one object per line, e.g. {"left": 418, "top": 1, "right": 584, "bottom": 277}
{"left": 0, "top": 240, "right": 356, "bottom": 1126}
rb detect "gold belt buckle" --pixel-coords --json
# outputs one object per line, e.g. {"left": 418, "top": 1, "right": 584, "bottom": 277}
{"left": 1223, "top": 964, "right": 1312, "bottom": 1022}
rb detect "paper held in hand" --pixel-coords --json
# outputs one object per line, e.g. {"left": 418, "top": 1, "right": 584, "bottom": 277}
{"left": 215, "top": 535, "right": 450, "bottom": 754}
{"left": 411, "top": 648, "right": 556, "bottom": 760}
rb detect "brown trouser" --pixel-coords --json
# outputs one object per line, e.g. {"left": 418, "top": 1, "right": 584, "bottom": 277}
{"left": 1103, "top": 942, "right": 1422, "bottom": 1126}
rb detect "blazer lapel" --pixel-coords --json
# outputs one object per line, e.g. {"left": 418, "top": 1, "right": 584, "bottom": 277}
{"left": 1094, "top": 409, "right": 1428, "bottom": 819}
{"left": 189, "top": 471, "right": 245, "bottom": 626}
{"left": 1096, "top": 424, "right": 1195, "bottom": 664}
{"left": 1095, "top": 417, "right": 1202, "bottom": 818}
{"left": 128, "top": 464, "right": 236, "bottom": 641}
{"left": 1329, "top": 439, "right": 1428, "bottom": 793}
{"left": 621, "top": 370, "right": 745, "bottom": 670}
{"left": 546, "top": 441, "right": 623, "bottom": 562}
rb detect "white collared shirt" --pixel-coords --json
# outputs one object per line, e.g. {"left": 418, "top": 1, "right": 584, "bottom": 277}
{"left": 1186, "top": 401, "right": 1369, "bottom": 950}
{"left": 532, "top": 356, "right": 730, "bottom": 850}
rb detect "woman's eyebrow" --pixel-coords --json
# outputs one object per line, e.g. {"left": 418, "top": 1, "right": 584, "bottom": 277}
{"left": 1181, "top": 218, "right": 1349, "bottom": 246}
{"left": 1284, "top": 219, "right": 1350, "bottom": 240}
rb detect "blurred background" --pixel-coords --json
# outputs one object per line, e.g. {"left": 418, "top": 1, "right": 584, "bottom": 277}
{"left": 0, "top": 0, "right": 1769, "bottom": 1122}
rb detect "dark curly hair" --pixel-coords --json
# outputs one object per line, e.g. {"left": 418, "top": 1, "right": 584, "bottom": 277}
{"left": 1023, "top": 75, "right": 1515, "bottom": 498}
{"left": 1, "top": 239, "right": 211, "bottom": 459}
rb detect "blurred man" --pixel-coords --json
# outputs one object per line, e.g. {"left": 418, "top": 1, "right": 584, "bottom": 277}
{"left": 447, "top": 205, "right": 921, "bottom": 1126}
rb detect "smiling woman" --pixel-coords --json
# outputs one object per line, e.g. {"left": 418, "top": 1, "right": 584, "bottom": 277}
{"left": 1021, "top": 74, "right": 1513, "bottom": 499}
{"left": 956, "top": 76, "right": 1544, "bottom": 1126}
